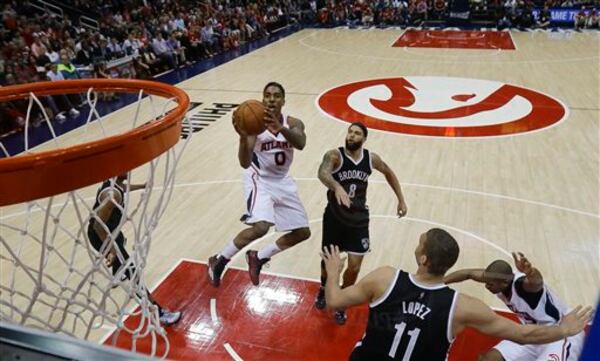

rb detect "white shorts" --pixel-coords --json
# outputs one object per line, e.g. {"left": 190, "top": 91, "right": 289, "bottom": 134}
{"left": 242, "top": 170, "right": 309, "bottom": 232}
{"left": 494, "top": 331, "right": 585, "bottom": 361}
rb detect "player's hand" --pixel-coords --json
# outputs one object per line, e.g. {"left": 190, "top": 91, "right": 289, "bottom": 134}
{"left": 334, "top": 186, "right": 352, "bottom": 208}
{"left": 512, "top": 252, "right": 533, "bottom": 275}
{"left": 559, "top": 305, "right": 593, "bottom": 337}
{"left": 321, "top": 245, "right": 346, "bottom": 276}
{"left": 105, "top": 247, "right": 117, "bottom": 267}
{"left": 264, "top": 108, "right": 283, "bottom": 133}
{"left": 232, "top": 110, "right": 248, "bottom": 137}
{"left": 397, "top": 200, "right": 407, "bottom": 218}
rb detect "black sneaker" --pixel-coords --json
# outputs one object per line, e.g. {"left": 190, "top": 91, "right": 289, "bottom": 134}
{"left": 207, "top": 255, "right": 229, "bottom": 287}
{"left": 246, "top": 250, "right": 269, "bottom": 286}
{"left": 315, "top": 287, "right": 326, "bottom": 310}
{"left": 334, "top": 310, "right": 347, "bottom": 325}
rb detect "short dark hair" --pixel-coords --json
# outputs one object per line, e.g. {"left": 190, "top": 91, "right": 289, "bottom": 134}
{"left": 349, "top": 122, "right": 368, "bottom": 137}
{"left": 484, "top": 260, "right": 513, "bottom": 282}
{"left": 264, "top": 82, "right": 285, "bottom": 98}
{"left": 424, "top": 228, "right": 459, "bottom": 276}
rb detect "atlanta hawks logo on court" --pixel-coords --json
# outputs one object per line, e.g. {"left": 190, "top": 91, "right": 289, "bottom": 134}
{"left": 316, "top": 77, "right": 568, "bottom": 137}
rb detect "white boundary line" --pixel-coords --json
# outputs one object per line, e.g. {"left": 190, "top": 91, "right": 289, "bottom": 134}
{"left": 185, "top": 178, "right": 599, "bottom": 219}
{"left": 210, "top": 298, "right": 219, "bottom": 323}
{"left": 3, "top": 178, "right": 597, "bottom": 221}
{"left": 223, "top": 343, "right": 244, "bottom": 361}
{"left": 388, "top": 28, "right": 407, "bottom": 48}
{"left": 508, "top": 31, "right": 518, "bottom": 51}
{"left": 298, "top": 29, "right": 599, "bottom": 64}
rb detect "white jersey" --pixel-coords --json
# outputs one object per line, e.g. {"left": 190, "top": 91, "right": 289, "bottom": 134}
{"left": 249, "top": 114, "right": 294, "bottom": 179}
{"left": 495, "top": 272, "right": 568, "bottom": 325}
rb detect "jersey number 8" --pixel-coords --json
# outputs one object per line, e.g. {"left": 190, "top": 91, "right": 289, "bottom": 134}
{"left": 348, "top": 184, "right": 357, "bottom": 198}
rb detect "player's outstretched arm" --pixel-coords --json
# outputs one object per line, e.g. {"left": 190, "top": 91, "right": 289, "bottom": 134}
{"left": 318, "top": 150, "right": 350, "bottom": 208}
{"left": 371, "top": 152, "right": 407, "bottom": 217}
{"left": 321, "top": 245, "right": 392, "bottom": 309}
{"left": 512, "top": 252, "right": 544, "bottom": 293}
{"left": 454, "top": 294, "right": 592, "bottom": 345}
{"left": 444, "top": 268, "right": 486, "bottom": 285}
{"left": 280, "top": 116, "right": 307, "bottom": 150}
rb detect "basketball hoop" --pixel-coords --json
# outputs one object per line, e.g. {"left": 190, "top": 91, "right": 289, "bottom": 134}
{"left": 0, "top": 79, "right": 191, "bottom": 358}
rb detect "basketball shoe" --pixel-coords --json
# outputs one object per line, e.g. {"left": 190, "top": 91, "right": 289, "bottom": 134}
{"left": 246, "top": 250, "right": 269, "bottom": 286}
{"left": 207, "top": 255, "right": 229, "bottom": 287}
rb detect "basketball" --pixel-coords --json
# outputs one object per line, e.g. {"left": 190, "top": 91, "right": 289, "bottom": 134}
{"left": 234, "top": 100, "right": 266, "bottom": 135}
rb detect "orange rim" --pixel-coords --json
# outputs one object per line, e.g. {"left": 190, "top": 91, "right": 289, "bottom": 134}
{"left": 0, "top": 79, "right": 190, "bottom": 206}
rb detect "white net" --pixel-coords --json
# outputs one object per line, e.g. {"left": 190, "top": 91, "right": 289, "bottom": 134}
{"left": 0, "top": 83, "right": 191, "bottom": 358}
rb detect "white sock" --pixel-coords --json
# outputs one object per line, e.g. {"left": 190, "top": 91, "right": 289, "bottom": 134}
{"left": 219, "top": 240, "right": 240, "bottom": 260}
{"left": 257, "top": 243, "right": 282, "bottom": 260}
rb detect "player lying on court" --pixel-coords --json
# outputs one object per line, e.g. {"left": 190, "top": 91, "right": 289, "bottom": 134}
{"left": 88, "top": 173, "right": 181, "bottom": 326}
{"left": 444, "top": 252, "right": 588, "bottom": 361}
{"left": 315, "top": 121, "right": 408, "bottom": 325}
{"left": 320, "top": 229, "right": 593, "bottom": 361}
{"left": 207, "top": 82, "right": 311, "bottom": 287}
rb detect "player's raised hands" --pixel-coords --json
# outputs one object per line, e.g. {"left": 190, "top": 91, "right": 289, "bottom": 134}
{"left": 105, "top": 247, "right": 117, "bottom": 267}
{"left": 512, "top": 252, "right": 533, "bottom": 275}
{"left": 264, "top": 108, "right": 283, "bottom": 133}
{"left": 321, "top": 245, "right": 346, "bottom": 276}
{"left": 559, "top": 305, "right": 593, "bottom": 337}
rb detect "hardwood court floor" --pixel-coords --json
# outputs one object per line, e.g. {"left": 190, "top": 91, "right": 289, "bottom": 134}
{"left": 1, "top": 29, "right": 598, "bottom": 351}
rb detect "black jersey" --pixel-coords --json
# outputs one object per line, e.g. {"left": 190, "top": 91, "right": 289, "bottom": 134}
{"left": 352, "top": 270, "right": 458, "bottom": 361}
{"left": 326, "top": 147, "right": 372, "bottom": 227}
{"left": 89, "top": 180, "right": 125, "bottom": 232}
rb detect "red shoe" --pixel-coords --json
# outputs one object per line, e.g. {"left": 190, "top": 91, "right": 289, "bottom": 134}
{"left": 246, "top": 250, "right": 269, "bottom": 286}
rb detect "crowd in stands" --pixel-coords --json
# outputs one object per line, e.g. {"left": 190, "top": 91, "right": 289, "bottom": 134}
{"left": 0, "top": 0, "right": 598, "bottom": 137}
{"left": 311, "top": 0, "right": 598, "bottom": 29}
{"left": 0, "top": 0, "right": 293, "bottom": 134}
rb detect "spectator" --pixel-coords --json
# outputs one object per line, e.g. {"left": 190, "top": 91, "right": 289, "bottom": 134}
{"left": 151, "top": 32, "right": 177, "bottom": 69}
{"left": 107, "top": 37, "right": 125, "bottom": 59}
{"left": 585, "top": 8, "right": 598, "bottom": 28}
{"left": 168, "top": 32, "right": 189, "bottom": 66}
{"left": 123, "top": 32, "right": 143, "bottom": 57}
{"left": 92, "top": 61, "right": 119, "bottom": 101}
{"left": 75, "top": 40, "right": 93, "bottom": 66}
{"left": 536, "top": 6, "right": 551, "bottom": 28}
{"left": 45, "top": 63, "right": 80, "bottom": 118}
{"left": 575, "top": 7, "right": 587, "bottom": 29}
{"left": 31, "top": 34, "right": 48, "bottom": 59}
{"left": 201, "top": 20, "right": 218, "bottom": 54}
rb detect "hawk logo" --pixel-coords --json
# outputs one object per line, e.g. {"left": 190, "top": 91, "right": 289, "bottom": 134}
{"left": 316, "top": 77, "right": 568, "bottom": 137}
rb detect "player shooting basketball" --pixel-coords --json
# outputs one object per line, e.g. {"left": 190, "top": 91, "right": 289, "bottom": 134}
{"left": 207, "top": 82, "right": 311, "bottom": 287}
{"left": 87, "top": 173, "right": 181, "bottom": 326}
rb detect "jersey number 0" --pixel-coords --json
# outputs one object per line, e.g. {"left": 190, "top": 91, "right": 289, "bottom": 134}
{"left": 274, "top": 151, "right": 286, "bottom": 166}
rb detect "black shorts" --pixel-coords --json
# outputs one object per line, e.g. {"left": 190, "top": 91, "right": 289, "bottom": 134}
{"left": 87, "top": 222, "right": 131, "bottom": 276}
{"left": 322, "top": 207, "right": 370, "bottom": 255}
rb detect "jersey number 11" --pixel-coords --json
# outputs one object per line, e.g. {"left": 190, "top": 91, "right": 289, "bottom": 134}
{"left": 389, "top": 322, "right": 421, "bottom": 360}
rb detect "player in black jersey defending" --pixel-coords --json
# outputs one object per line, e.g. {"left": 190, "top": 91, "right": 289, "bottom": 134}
{"left": 87, "top": 173, "right": 181, "bottom": 326}
{"left": 320, "top": 229, "right": 592, "bottom": 361}
{"left": 315, "top": 122, "right": 408, "bottom": 324}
